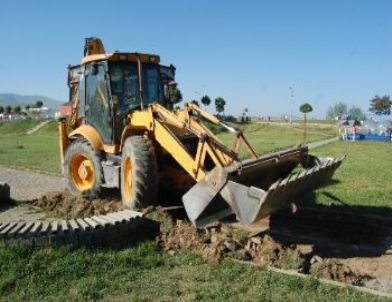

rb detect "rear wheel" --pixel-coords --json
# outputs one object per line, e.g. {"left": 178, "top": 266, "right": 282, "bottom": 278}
{"left": 121, "top": 136, "right": 158, "bottom": 209}
{"left": 64, "top": 139, "right": 104, "bottom": 198}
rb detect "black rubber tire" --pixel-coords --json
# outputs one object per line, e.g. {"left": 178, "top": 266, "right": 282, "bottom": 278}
{"left": 121, "top": 136, "right": 158, "bottom": 209}
{"left": 63, "top": 139, "right": 104, "bottom": 198}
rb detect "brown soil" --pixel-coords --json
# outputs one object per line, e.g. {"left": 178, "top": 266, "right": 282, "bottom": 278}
{"left": 146, "top": 207, "right": 371, "bottom": 285}
{"left": 26, "top": 192, "right": 378, "bottom": 287}
{"left": 309, "top": 259, "right": 371, "bottom": 286}
{"left": 29, "top": 190, "right": 121, "bottom": 219}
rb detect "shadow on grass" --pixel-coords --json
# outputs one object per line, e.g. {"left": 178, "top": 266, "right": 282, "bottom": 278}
{"left": 319, "top": 191, "right": 348, "bottom": 205}
{"left": 268, "top": 191, "right": 392, "bottom": 260}
{"left": 0, "top": 199, "right": 16, "bottom": 212}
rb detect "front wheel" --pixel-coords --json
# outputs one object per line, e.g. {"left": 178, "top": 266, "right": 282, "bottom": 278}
{"left": 63, "top": 139, "right": 104, "bottom": 198}
{"left": 121, "top": 136, "right": 158, "bottom": 209}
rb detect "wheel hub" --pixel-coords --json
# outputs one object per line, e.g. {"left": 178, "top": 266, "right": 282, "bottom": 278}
{"left": 71, "top": 154, "right": 95, "bottom": 191}
{"left": 78, "top": 160, "right": 93, "bottom": 180}
{"left": 123, "top": 157, "right": 133, "bottom": 200}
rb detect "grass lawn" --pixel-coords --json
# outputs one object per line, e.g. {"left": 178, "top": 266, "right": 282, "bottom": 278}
{"left": 1, "top": 120, "right": 390, "bottom": 301}
{"left": 0, "top": 242, "right": 382, "bottom": 301}
{"left": 312, "top": 141, "right": 392, "bottom": 208}
{"left": 0, "top": 119, "right": 41, "bottom": 133}
{"left": 0, "top": 120, "right": 60, "bottom": 174}
{"left": 218, "top": 122, "right": 337, "bottom": 154}
{"left": 0, "top": 119, "right": 338, "bottom": 174}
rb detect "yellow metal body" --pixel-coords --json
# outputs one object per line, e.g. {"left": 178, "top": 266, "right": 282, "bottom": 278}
{"left": 59, "top": 37, "right": 258, "bottom": 189}
{"left": 82, "top": 52, "right": 160, "bottom": 65}
{"left": 59, "top": 37, "right": 343, "bottom": 227}
{"left": 69, "top": 125, "right": 104, "bottom": 151}
{"left": 68, "top": 125, "right": 118, "bottom": 154}
{"left": 59, "top": 102, "right": 256, "bottom": 183}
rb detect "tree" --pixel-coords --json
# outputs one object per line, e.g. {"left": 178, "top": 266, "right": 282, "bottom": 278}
{"left": 241, "top": 108, "right": 249, "bottom": 123}
{"left": 13, "top": 106, "right": 21, "bottom": 114}
{"left": 5, "top": 105, "right": 12, "bottom": 114}
{"left": 348, "top": 106, "right": 366, "bottom": 121}
{"left": 25, "top": 104, "right": 31, "bottom": 111}
{"left": 190, "top": 100, "right": 200, "bottom": 107}
{"left": 215, "top": 97, "right": 226, "bottom": 115}
{"left": 369, "top": 95, "right": 392, "bottom": 115}
{"left": 0, "top": 106, "right": 4, "bottom": 114}
{"left": 299, "top": 102, "right": 313, "bottom": 141}
{"left": 175, "top": 89, "right": 183, "bottom": 103}
{"left": 201, "top": 95, "right": 211, "bottom": 107}
{"left": 170, "top": 88, "right": 183, "bottom": 104}
{"left": 35, "top": 100, "right": 44, "bottom": 108}
{"left": 326, "top": 102, "right": 347, "bottom": 120}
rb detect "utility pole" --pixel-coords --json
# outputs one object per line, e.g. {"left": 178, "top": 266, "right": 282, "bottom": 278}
{"left": 194, "top": 91, "right": 201, "bottom": 101}
{"left": 289, "top": 86, "right": 294, "bottom": 125}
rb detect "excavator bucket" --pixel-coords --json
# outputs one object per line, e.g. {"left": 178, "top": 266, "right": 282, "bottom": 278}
{"left": 183, "top": 146, "right": 344, "bottom": 228}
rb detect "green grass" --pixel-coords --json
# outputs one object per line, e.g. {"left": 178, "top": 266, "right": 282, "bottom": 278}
{"left": 0, "top": 120, "right": 390, "bottom": 300}
{"left": 0, "top": 242, "right": 383, "bottom": 301}
{"left": 0, "top": 118, "right": 41, "bottom": 134}
{"left": 0, "top": 120, "right": 338, "bottom": 174}
{"left": 218, "top": 122, "right": 337, "bottom": 154}
{"left": 0, "top": 119, "right": 60, "bottom": 174}
{"left": 312, "top": 141, "right": 392, "bottom": 208}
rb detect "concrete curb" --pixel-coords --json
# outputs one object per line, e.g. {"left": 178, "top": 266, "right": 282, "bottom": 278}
{"left": 232, "top": 259, "right": 392, "bottom": 299}
{"left": 0, "top": 209, "right": 159, "bottom": 247}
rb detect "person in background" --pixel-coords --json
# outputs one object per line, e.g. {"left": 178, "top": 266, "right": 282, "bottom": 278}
{"left": 386, "top": 126, "right": 392, "bottom": 143}
{"left": 352, "top": 123, "right": 356, "bottom": 141}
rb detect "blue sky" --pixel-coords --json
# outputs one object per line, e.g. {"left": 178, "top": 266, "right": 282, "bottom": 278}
{"left": 0, "top": 0, "right": 391, "bottom": 117}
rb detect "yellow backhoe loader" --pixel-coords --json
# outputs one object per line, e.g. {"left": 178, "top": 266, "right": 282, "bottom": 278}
{"left": 58, "top": 37, "right": 343, "bottom": 227}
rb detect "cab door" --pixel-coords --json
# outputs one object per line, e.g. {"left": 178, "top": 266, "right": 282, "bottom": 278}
{"left": 85, "top": 62, "right": 113, "bottom": 145}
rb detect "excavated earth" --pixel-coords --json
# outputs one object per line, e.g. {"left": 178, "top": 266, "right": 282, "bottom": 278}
{"left": 30, "top": 190, "right": 122, "bottom": 219}
{"left": 145, "top": 207, "right": 372, "bottom": 287}
{"left": 1, "top": 189, "right": 392, "bottom": 293}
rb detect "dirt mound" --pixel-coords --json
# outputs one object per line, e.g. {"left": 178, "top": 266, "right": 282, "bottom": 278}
{"left": 145, "top": 208, "right": 371, "bottom": 285}
{"left": 30, "top": 190, "right": 121, "bottom": 219}
{"left": 159, "top": 220, "right": 305, "bottom": 268}
{"left": 146, "top": 208, "right": 245, "bottom": 262}
{"left": 246, "top": 234, "right": 307, "bottom": 270}
{"left": 309, "top": 259, "right": 371, "bottom": 286}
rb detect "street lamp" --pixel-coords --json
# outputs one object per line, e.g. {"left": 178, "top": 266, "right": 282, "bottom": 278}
{"left": 289, "top": 86, "right": 294, "bottom": 125}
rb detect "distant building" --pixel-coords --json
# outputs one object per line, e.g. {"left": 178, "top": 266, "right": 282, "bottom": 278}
{"left": 0, "top": 113, "right": 25, "bottom": 121}
{"left": 55, "top": 102, "right": 72, "bottom": 119}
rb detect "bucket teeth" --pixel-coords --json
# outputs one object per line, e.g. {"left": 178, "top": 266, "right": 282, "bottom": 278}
{"left": 183, "top": 155, "right": 344, "bottom": 228}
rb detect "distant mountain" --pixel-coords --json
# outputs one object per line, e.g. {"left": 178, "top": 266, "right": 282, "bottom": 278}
{"left": 0, "top": 93, "right": 63, "bottom": 109}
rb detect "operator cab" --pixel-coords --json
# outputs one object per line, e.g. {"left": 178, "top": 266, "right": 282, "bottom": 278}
{"left": 67, "top": 51, "right": 177, "bottom": 146}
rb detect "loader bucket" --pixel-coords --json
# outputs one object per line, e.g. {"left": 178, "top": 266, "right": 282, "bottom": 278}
{"left": 183, "top": 146, "right": 344, "bottom": 227}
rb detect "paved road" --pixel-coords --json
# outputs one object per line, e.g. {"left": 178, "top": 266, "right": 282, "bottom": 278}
{"left": 0, "top": 167, "right": 66, "bottom": 201}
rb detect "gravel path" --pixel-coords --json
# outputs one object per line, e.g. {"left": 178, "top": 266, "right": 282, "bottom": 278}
{"left": 0, "top": 167, "right": 66, "bottom": 201}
